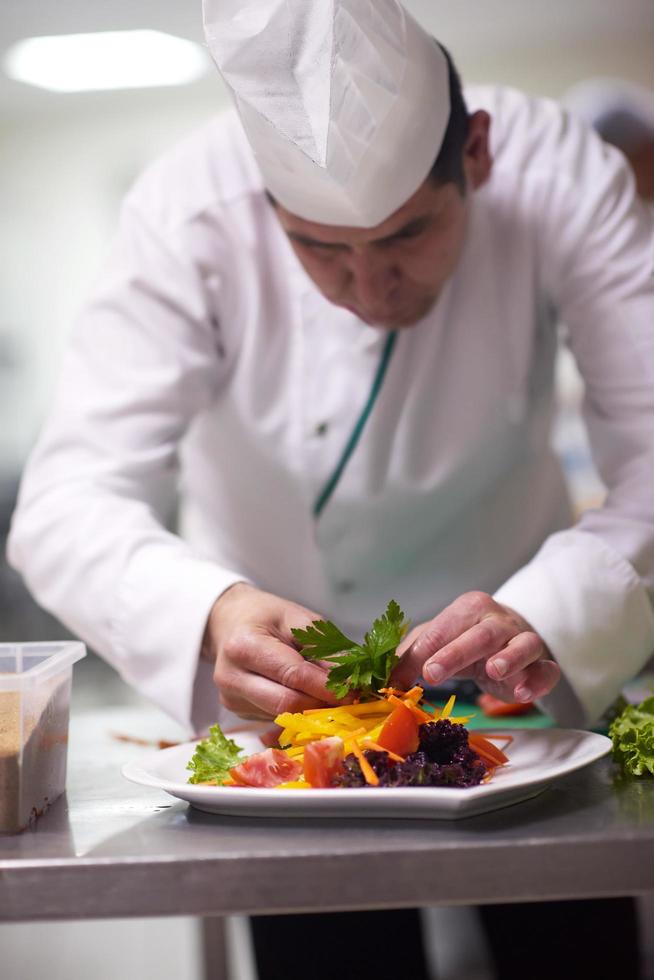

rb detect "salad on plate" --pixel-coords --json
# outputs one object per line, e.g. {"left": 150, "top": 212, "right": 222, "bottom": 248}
{"left": 186, "top": 601, "right": 511, "bottom": 790}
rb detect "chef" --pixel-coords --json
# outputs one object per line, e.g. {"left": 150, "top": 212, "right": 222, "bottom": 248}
{"left": 7, "top": 3, "right": 650, "bottom": 976}
{"left": 7, "top": 0, "right": 654, "bottom": 738}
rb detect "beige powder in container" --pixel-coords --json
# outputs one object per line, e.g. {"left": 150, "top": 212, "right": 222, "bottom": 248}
{"left": 0, "top": 677, "right": 71, "bottom": 833}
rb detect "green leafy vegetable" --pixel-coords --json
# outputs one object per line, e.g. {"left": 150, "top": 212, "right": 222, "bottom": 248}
{"left": 608, "top": 696, "right": 654, "bottom": 777}
{"left": 186, "top": 724, "right": 245, "bottom": 784}
{"left": 292, "top": 599, "right": 409, "bottom": 700}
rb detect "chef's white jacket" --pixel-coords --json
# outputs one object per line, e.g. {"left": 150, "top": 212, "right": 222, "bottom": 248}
{"left": 8, "top": 86, "right": 654, "bottom": 732}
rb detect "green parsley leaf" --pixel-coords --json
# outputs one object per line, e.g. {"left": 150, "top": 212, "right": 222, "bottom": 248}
{"left": 292, "top": 600, "right": 410, "bottom": 699}
{"left": 291, "top": 619, "right": 359, "bottom": 657}
{"left": 186, "top": 724, "right": 246, "bottom": 784}
{"left": 609, "top": 695, "right": 654, "bottom": 777}
{"left": 322, "top": 656, "right": 364, "bottom": 699}
{"left": 364, "top": 599, "right": 407, "bottom": 656}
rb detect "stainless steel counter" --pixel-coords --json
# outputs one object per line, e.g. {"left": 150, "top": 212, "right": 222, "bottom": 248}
{"left": 2, "top": 706, "right": 654, "bottom": 923}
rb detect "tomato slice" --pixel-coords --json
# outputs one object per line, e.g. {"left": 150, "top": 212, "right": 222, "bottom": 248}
{"left": 377, "top": 701, "right": 420, "bottom": 757}
{"left": 477, "top": 693, "right": 534, "bottom": 717}
{"left": 303, "top": 736, "right": 345, "bottom": 788}
{"left": 229, "top": 748, "right": 302, "bottom": 788}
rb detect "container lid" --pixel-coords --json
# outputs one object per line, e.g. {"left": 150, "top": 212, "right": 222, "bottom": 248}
{"left": 0, "top": 642, "right": 86, "bottom": 691}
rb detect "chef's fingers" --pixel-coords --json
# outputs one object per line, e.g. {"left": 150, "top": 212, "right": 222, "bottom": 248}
{"left": 223, "top": 632, "right": 341, "bottom": 704}
{"left": 396, "top": 624, "right": 424, "bottom": 658}
{"left": 219, "top": 671, "right": 332, "bottom": 720}
{"left": 219, "top": 697, "right": 272, "bottom": 722}
{"left": 485, "top": 630, "right": 547, "bottom": 683}
{"left": 260, "top": 726, "right": 283, "bottom": 747}
{"left": 472, "top": 656, "right": 560, "bottom": 704}
{"left": 512, "top": 657, "right": 561, "bottom": 702}
{"left": 420, "top": 616, "right": 522, "bottom": 686}
{"left": 391, "top": 592, "right": 501, "bottom": 687}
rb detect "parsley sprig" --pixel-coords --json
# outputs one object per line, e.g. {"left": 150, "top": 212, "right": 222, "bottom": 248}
{"left": 292, "top": 600, "right": 409, "bottom": 699}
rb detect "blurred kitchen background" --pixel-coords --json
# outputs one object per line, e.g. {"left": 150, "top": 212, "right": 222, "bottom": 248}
{"left": 1, "top": 1, "right": 653, "bottom": 978}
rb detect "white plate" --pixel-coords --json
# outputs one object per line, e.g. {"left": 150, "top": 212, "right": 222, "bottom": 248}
{"left": 122, "top": 728, "right": 611, "bottom": 820}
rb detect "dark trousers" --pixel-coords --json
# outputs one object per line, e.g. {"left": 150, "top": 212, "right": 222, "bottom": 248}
{"left": 250, "top": 899, "right": 640, "bottom": 980}
{"left": 479, "top": 898, "right": 640, "bottom": 979}
{"left": 251, "top": 907, "right": 432, "bottom": 980}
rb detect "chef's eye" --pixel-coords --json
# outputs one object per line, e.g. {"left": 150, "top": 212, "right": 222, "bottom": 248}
{"left": 387, "top": 222, "right": 430, "bottom": 245}
{"left": 309, "top": 241, "right": 345, "bottom": 252}
{"left": 303, "top": 240, "right": 347, "bottom": 257}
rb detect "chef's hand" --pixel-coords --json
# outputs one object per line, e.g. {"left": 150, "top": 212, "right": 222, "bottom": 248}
{"left": 201, "top": 582, "right": 339, "bottom": 721}
{"left": 391, "top": 591, "right": 560, "bottom": 703}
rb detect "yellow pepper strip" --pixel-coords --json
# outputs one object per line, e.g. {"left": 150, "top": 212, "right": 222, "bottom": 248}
{"left": 342, "top": 727, "right": 368, "bottom": 753}
{"left": 365, "top": 721, "right": 387, "bottom": 743}
{"left": 276, "top": 714, "right": 343, "bottom": 736}
{"left": 301, "top": 710, "right": 369, "bottom": 728}
{"left": 440, "top": 694, "right": 456, "bottom": 719}
{"left": 282, "top": 717, "right": 387, "bottom": 750}
{"left": 349, "top": 740, "right": 379, "bottom": 786}
{"left": 340, "top": 701, "right": 394, "bottom": 716}
{"left": 301, "top": 705, "right": 375, "bottom": 720}
{"left": 419, "top": 697, "right": 474, "bottom": 726}
{"left": 275, "top": 780, "right": 312, "bottom": 790}
{"left": 361, "top": 738, "right": 405, "bottom": 763}
{"left": 422, "top": 700, "right": 441, "bottom": 719}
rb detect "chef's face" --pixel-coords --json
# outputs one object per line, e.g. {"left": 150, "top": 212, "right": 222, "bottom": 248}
{"left": 274, "top": 111, "right": 492, "bottom": 330}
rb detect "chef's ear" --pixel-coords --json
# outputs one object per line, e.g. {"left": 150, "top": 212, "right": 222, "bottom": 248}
{"left": 464, "top": 111, "right": 493, "bottom": 191}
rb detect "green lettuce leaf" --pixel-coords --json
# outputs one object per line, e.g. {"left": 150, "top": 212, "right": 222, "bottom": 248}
{"left": 608, "top": 695, "right": 654, "bottom": 777}
{"left": 186, "top": 724, "right": 246, "bottom": 784}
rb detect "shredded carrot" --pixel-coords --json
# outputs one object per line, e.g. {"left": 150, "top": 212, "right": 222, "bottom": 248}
{"left": 345, "top": 727, "right": 368, "bottom": 740}
{"left": 350, "top": 740, "right": 380, "bottom": 786}
{"left": 361, "top": 738, "right": 405, "bottom": 763}
{"left": 388, "top": 694, "right": 432, "bottom": 724}
{"left": 489, "top": 734, "right": 514, "bottom": 745}
{"left": 468, "top": 733, "right": 509, "bottom": 767}
{"left": 402, "top": 685, "right": 425, "bottom": 703}
{"left": 473, "top": 746, "right": 503, "bottom": 768}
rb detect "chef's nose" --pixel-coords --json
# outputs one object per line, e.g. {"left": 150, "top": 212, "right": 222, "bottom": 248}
{"left": 347, "top": 248, "right": 401, "bottom": 305}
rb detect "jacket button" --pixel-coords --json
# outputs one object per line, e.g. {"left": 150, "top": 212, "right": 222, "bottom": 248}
{"left": 314, "top": 422, "right": 329, "bottom": 437}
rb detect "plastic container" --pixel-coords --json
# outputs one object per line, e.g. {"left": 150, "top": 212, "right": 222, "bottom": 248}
{"left": 0, "top": 642, "right": 86, "bottom": 833}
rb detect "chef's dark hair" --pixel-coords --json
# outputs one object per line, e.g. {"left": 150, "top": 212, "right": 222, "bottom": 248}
{"left": 428, "top": 44, "right": 470, "bottom": 195}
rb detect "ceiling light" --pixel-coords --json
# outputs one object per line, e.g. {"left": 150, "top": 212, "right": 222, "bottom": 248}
{"left": 3, "top": 30, "right": 210, "bottom": 93}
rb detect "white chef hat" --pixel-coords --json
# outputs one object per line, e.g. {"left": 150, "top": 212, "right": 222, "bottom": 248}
{"left": 202, "top": 0, "right": 450, "bottom": 227}
{"left": 564, "top": 78, "right": 654, "bottom": 154}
